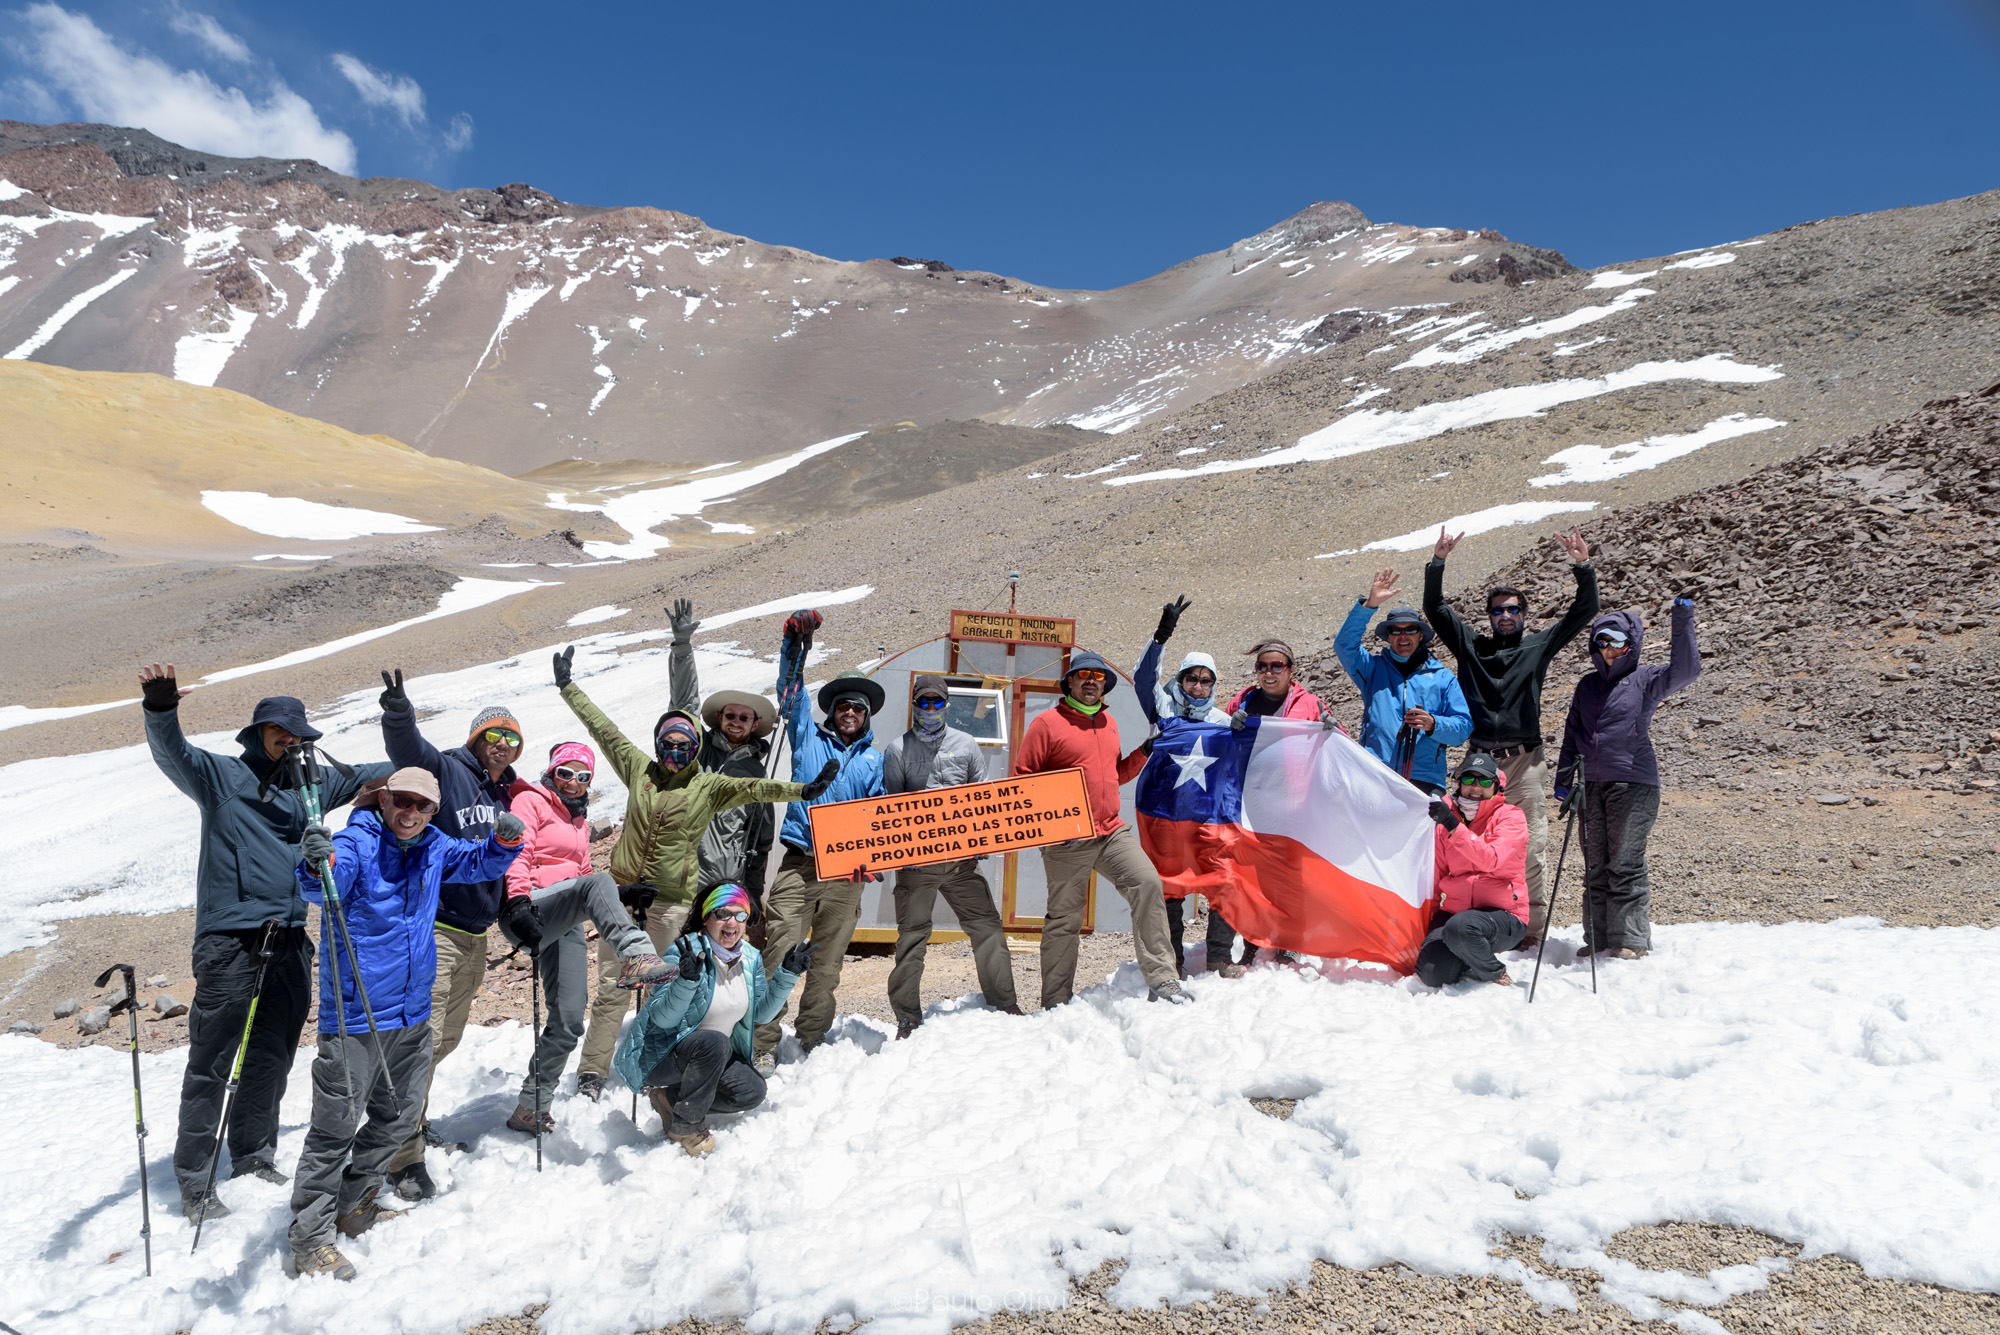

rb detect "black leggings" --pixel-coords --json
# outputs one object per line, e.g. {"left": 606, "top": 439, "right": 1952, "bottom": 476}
{"left": 645, "top": 1029, "right": 766, "bottom": 1133}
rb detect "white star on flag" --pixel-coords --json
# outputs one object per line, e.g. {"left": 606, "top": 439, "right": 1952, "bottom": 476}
{"left": 1171, "top": 737, "right": 1218, "bottom": 790}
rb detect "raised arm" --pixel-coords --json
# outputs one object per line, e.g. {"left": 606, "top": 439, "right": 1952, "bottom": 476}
{"left": 1537, "top": 531, "right": 1601, "bottom": 665}
{"left": 1661, "top": 598, "right": 1702, "bottom": 697}
{"left": 777, "top": 624, "right": 816, "bottom": 752}
{"left": 1332, "top": 597, "right": 1377, "bottom": 688}
{"left": 140, "top": 664, "right": 224, "bottom": 806}
{"left": 1132, "top": 638, "right": 1165, "bottom": 726}
{"left": 560, "top": 679, "right": 649, "bottom": 786}
{"left": 1422, "top": 556, "right": 1472, "bottom": 665}
{"left": 667, "top": 598, "right": 701, "bottom": 716}
{"left": 440, "top": 829, "right": 525, "bottom": 886}
{"left": 377, "top": 668, "right": 444, "bottom": 775}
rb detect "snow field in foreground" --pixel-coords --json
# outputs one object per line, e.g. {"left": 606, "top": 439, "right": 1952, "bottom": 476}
{"left": 5, "top": 919, "right": 1996, "bottom": 1335}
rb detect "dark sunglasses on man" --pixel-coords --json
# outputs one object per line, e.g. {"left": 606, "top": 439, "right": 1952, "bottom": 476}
{"left": 1487, "top": 605, "right": 1523, "bottom": 620}
{"left": 390, "top": 792, "right": 438, "bottom": 814}
{"left": 914, "top": 696, "right": 949, "bottom": 710}
{"left": 1069, "top": 669, "right": 1109, "bottom": 685}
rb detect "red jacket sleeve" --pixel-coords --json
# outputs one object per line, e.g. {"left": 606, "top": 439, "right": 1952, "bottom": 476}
{"left": 1116, "top": 743, "right": 1150, "bottom": 785}
{"left": 1014, "top": 713, "right": 1052, "bottom": 777}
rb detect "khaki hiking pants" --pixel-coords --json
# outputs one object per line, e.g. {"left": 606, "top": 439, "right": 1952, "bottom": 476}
{"left": 888, "top": 858, "right": 1018, "bottom": 1027}
{"left": 578, "top": 899, "right": 689, "bottom": 1083}
{"left": 386, "top": 924, "right": 485, "bottom": 1174}
{"left": 1497, "top": 745, "right": 1551, "bottom": 939}
{"left": 1036, "top": 826, "right": 1176, "bottom": 1009}
{"left": 754, "top": 850, "right": 862, "bottom": 1058}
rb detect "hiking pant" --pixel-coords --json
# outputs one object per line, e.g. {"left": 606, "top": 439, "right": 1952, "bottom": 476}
{"left": 1415, "top": 908, "right": 1525, "bottom": 986}
{"left": 173, "top": 925, "right": 313, "bottom": 1201}
{"left": 755, "top": 850, "right": 862, "bottom": 1057}
{"left": 386, "top": 923, "right": 486, "bottom": 1173}
{"left": 1582, "top": 781, "right": 1660, "bottom": 952}
{"left": 888, "top": 859, "right": 1018, "bottom": 1026}
{"left": 1037, "top": 827, "right": 1176, "bottom": 1008}
{"left": 288, "top": 1024, "right": 430, "bottom": 1251}
{"left": 581, "top": 896, "right": 689, "bottom": 1082}
{"left": 499, "top": 872, "right": 651, "bottom": 1110}
{"left": 1164, "top": 895, "right": 1191, "bottom": 977}
{"left": 1205, "top": 901, "right": 1251, "bottom": 971}
{"left": 644, "top": 1028, "right": 766, "bottom": 1134}
{"left": 1497, "top": 745, "right": 1551, "bottom": 938}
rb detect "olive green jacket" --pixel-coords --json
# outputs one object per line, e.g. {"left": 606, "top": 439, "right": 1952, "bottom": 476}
{"left": 560, "top": 682, "right": 803, "bottom": 907}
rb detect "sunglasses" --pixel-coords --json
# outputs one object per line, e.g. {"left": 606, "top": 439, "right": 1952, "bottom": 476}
{"left": 832, "top": 701, "right": 869, "bottom": 714}
{"left": 1180, "top": 673, "right": 1215, "bottom": 687}
{"left": 707, "top": 908, "right": 749, "bottom": 923}
{"left": 719, "top": 709, "right": 760, "bottom": 724}
{"left": 1593, "top": 635, "right": 1629, "bottom": 649}
{"left": 1487, "top": 606, "right": 1524, "bottom": 619}
{"left": 1254, "top": 661, "right": 1290, "bottom": 674}
{"left": 914, "top": 696, "right": 949, "bottom": 709}
{"left": 481, "top": 729, "right": 522, "bottom": 748}
{"left": 389, "top": 792, "right": 438, "bottom": 813}
{"left": 552, "top": 765, "right": 593, "bottom": 784}
{"left": 1457, "top": 774, "right": 1496, "bottom": 789}
{"left": 1068, "top": 670, "right": 1109, "bottom": 685}
{"left": 1385, "top": 625, "right": 1423, "bottom": 637}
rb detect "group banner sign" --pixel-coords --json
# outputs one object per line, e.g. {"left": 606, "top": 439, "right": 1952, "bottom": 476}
{"left": 808, "top": 768, "right": 1094, "bottom": 880}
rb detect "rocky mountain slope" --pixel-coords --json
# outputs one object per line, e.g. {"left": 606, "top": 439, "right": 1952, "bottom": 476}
{"left": 0, "top": 121, "right": 1573, "bottom": 473}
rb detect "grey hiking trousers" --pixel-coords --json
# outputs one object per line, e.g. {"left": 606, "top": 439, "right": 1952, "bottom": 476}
{"left": 289, "top": 1023, "right": 430, "bottom": 1250}
{"left": 1581, "top": 781, "right": 1660, "bottom": 952}
{"left": 888, "top": 859, "right": 1018, "bottom": 1026}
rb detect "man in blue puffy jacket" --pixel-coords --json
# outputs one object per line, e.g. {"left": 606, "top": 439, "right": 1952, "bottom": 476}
{"left": 285, "top": 767, "right": 522, "bottom": 1283}
{"left": 753, "top": 610, "right": 885, "bottom": 1069}
{"left": 1333, "top": 568, "right": 1473, "bottom": 797}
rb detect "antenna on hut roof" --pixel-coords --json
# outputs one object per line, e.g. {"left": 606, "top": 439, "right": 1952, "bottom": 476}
{"left": 1008, "top": 570, "right": 1020, "bottom": 613}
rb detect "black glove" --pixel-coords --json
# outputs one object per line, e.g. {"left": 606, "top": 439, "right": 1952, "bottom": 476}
{"left": 781, "top": 938, "right": 818, "bottom": 974}
{"left": 668, "top": 598, "right": 699, "bottom": 645}
{"left": 501, "top": 897, "right": 543, "bottom": 951}
{"left": 140, "top": 672, "right": 181, "bottom": 713}
{"left": 493, "top": 812, "right": 525, "bottom": 844}
{"left": 782, "top": 609, "right": 823, "bottom": 642}
{"left": 846, "top": 865, "right": 883, "bottom": 883}
{"left": 800, "top": 758, "right": 841, "bottom": 801}
{"left": 301, "top": 822, "right": 333, "bottom": 871}
{"left": 1154, "top": 595, "right": 1191, "bottom": 644}
{"left": 1428, "top": 800, "right": 1460, "bottom": 832}
{"left": 552, "top": 646, "right": 575, "bottom": 688}
{"left": 619, "top": 883, "right": 658, "bottom": 917}
{"left": 378, "top": 668, "right": 407, "bottom": 712}
{"left": 675, "top": 933, "right": 707, "bottom": 982}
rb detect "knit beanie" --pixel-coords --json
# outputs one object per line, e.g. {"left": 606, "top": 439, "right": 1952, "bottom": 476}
{"left": 468, "top": 705, "right": 521, "bottom": 742}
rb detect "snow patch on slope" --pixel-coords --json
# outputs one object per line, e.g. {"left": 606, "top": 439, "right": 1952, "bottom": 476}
{"left": 200, "top": 490, "right": 444, "bottom": 540}
{"left": 2, "top": 268, "right": 138, "bottom": 360}
{"left": 1530, "top": 414, "right": 1787, "bottom": 487}
{"left": 173, "top": 305, "right": 258, "bottom": 386}
{"left": 1316, "top": 501, "right": 1599, "bottom": 557}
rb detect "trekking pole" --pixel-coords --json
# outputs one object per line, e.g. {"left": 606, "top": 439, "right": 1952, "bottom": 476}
{"left": 190, "top": 921, "right": 278, "bottom": 1253}
{"left": 92, "top": 963, "right": 151, "bottom": 1277}
{"left": 1579, "top": 782, "right": 1597, "bottom": 995}
{"left": 1527, "top": 809, "right": 1576, "bottom": 1005}
{"left": 529, "top": 950, "right": 544, "bottom": 1172}
{"left": 294, "top": 745, "right": 398, "bottom": 1108}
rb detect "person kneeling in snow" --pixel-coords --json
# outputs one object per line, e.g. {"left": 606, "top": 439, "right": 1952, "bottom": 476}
{"left": 616, "top": 884, "right": 816, "bottom": 1157}
{"left": 287, "top": 768, "right": 524, "bottom": 1282}
{"left": 1416, "top": 754, "right": 1528, "bottom": 989}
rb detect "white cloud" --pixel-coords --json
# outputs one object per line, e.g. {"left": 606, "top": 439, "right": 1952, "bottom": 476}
{"left": 163, "top": 4, "right": 250, "bottom": 64}
{"left": 442, "top": 110, "right": 473, "bottom": 152}
{"left": 330, "top": 51, "right": 424, "bottom": 128}
{"left": 11, "top": 3, "right": 356, "bottom": 173}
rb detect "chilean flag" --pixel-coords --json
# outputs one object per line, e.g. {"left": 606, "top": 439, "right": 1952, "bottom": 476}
{"left": 1135, "top": 716, "right": 1436, "bottom": 973}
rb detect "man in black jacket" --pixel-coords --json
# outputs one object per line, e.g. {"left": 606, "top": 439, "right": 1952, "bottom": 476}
{"left": 1422, "top": 526, "right": 1599, "bottom": 947}
{"left": 140, "top": 663, "right": 390, "bottom": 1223}
{"left": 375, "top": 670, "right": 520, "bottom": 1199}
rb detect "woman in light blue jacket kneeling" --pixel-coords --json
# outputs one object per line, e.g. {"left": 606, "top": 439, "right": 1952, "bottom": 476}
{"left": 615, "top": 884, "right": 815, "bottom": 1156}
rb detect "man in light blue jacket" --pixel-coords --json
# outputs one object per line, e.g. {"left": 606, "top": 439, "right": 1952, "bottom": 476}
{"left": 1333, "top": 568, "right": 1472, "bottom": 796}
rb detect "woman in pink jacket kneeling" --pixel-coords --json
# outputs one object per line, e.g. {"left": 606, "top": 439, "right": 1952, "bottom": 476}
{"left": 1416, "top": 752, "right": 1529, "bottom": 988}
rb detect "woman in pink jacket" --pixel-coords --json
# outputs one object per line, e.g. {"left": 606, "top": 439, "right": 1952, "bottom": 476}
{"left": 1223, "top": 638, "right": 1324, "bottom": 721}
{"left": 1416, "top": 752, "right": 1528, "bottom": 988}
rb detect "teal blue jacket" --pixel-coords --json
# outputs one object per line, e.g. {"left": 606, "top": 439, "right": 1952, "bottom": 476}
{"left": 614, "top": 936, "right": 799, "bottom": 1089}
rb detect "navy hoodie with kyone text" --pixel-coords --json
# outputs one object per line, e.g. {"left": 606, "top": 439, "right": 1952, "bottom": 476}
{"left": 380, "top": 700, "right": 516, "bottom": 933}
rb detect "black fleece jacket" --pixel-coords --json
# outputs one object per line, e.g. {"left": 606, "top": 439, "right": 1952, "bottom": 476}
{"left": 1422, "top": 559, "right": 1600, "bottom": 750}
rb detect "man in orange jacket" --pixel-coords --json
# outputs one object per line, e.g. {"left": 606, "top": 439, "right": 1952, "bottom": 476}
{"left": 1416, "top": 752, "right": 1529, "bottom": 988}
{"left": 1014, "top": 651, "right": 1190, "bottom": 1008}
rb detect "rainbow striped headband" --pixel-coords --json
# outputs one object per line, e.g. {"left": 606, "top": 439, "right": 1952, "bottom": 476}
{"left": 700, "top": 883, "right": 752, "bottom": 919}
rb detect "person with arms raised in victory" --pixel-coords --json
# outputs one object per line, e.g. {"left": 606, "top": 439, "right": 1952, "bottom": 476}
{"left": 1333, "top": 568, "right": 1472, "bottom": 797}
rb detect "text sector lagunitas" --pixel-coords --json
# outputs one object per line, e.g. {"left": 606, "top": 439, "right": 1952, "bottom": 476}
{"left": 809, "top": 768, "right": 1095, "bottom": 879}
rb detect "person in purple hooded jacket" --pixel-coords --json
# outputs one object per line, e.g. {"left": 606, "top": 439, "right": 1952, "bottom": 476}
{"left": 1553, "top": 598, "right": 1700, "bottom": 959}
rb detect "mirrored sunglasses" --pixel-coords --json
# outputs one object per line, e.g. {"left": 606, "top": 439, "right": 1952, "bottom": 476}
{"left": 1593, "top": 632, "right": 1630, "bottom": 648}
{"left": 707, "top": 908, "right": 749, "bottom": 923}
{"left": 1457, "top": 774, "right": 1496, "bottom": 789}
{"left": 481, "top": 729, "right": 522, "bottom": 748}
{"left": 914, "top": 696, "right": 950, "bottom": 709}
{"left": 389, "top": 792, "right": 438, "bottom": 813}
{"left": 1068, "top": 669, "right": 1109, "bottom": 684}
{"left": 1487, "top": 605, "right": 1524, "bottom": 619}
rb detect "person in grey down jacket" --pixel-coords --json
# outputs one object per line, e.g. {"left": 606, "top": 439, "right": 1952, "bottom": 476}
{"left": 882, "top": 674, "right": 1021, "bottom": 1037}
{"left": 139, "top": 664, "right": 392, "bottom": 1224}
{"left": 1553, "top": 599, "right": 1701, "bottom": 959}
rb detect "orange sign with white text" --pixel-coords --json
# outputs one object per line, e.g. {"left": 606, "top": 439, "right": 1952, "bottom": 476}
{"left": 808, "top": 768, "right": 1095, "bottom": 880}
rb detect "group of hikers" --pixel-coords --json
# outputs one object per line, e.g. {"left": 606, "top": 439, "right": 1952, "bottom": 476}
{"left": 138, "top": 524, "right": 1698, "bottom": 1281}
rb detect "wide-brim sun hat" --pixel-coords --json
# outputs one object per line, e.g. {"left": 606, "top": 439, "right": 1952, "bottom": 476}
{"left": 816, "top": 673, "right": 886, "bottom": 715}
{"left": 702, "top": 690, "right": 777, "bottom": 739}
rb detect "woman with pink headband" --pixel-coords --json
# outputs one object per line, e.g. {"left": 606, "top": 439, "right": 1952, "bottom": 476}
{"left": 613, "top": 883, "right": 816, "bottom": 1157}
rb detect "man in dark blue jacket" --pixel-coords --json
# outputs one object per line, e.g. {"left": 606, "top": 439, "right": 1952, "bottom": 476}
{"left": 374, "top": 670, "right": 520, "bottom": 1199}
{"left": 139, "top": 663, "right": 391, "bottom": 1224}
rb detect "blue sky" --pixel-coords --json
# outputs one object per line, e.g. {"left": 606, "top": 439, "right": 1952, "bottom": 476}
{"left": 3, "top": 1, "right": 1997, "bottom": 290}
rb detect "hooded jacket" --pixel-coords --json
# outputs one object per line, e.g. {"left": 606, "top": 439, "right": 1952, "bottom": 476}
{"left": 1433, "top": 768, "right": 1529, "bottom": 922}
{"left": 1423, "top": 559, "right": 1600, "bottom": 750}
{"left": 297, "top": 807, "right": 521, "bottom": 1033}
{"left": 1222, "top": 681, "right": 1324, "bottom": 720}
{"left": 380, "top": 699, "right": 516, "bottom": 933}
{"left": 1015, "top": 698, "right": 1149, "bottom": 837}
{"left": 615, "top": 935, "right": 800, "bottom": 1089}
{"left": 561, "top": 683, "right": 808, "bottom": 907}
{"left": 503, "top": 777, "right": 594, "bottom": 899}
{"left": 668, "top": 638, "right": 778, "bottom": 895}
{"left": 1556, "top": 604, "right": 1701, "bottom": 788}
{"left": 144, "top": 704, "right": 391, "bottom": 936}
{"left": 1333, "top": 598, "right": 1474, "bottom": 788}
{"left": 883, "top": 723, "right": 987, "bottom": 794}
{"left": 775, "top": 636, "right": 886, "bottom": 851}
{"left": 1133, "top": 640, "right": 1233, "bottom": 726}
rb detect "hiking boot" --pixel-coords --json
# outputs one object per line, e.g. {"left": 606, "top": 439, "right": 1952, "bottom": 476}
{"left": 1489, "top": 972, "right": 1514, "bottom": 987}
{"left": 577, "top": 1072, "right": 606, "bottom": 1102}
{"left": 665, "top": 1124, "right": 716, "bottom": 1157}
{"left": 998, "top": 1003, "right": 1026, "bottom": 1016}
{"left": 752, "top": 1053, "right": 777, "bottom": 1078}
{"left": 335, "top": 1188, "right": 402, "bottom": 1238}
{"left": 181, "top": 1190, "right": 229, "bottom": 1223}
{"left": 617, "top": 952, "right": 677, "bottom": 989}
{"left": 1147, "top": 980, "right": 1193, "bottom": 1005}
{"left": 895, "top": 1019, "right": 920, "bottom": 1040}
{"left": 1611, "top": 947, "right": 1648, "bottom": 960}
{"left": 291, "top": 1244, "right": 356, "bottom": 1281}
{"left": 421, "top": 1123, "right": 467, "bottom": 1154}
{"left": 507, "top": 1104, "right": 554, "bottom": 1134}
{"left": 1218, "top": 963, "right": 1247, "bottom": 979}
{"left": 388, "top": 1163, "right": 436, "bottom": 1202}
{"left": 230, "top": 1158, "right": 288, "bottom": 1185}
{"left": 1517, "top": 934, "right": 1543, "bottom": 951}
{"left": 647, "top": 1087, "right": 676, "bottom": 1125}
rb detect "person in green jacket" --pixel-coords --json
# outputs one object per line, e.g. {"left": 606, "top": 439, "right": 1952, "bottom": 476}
{"left": 550, "top": 646, "right": 838, "bottom": 1094}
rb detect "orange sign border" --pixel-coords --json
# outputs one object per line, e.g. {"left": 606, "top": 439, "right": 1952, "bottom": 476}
{"left": 808, "top": 768, "right": 1095, "bottom": 880}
